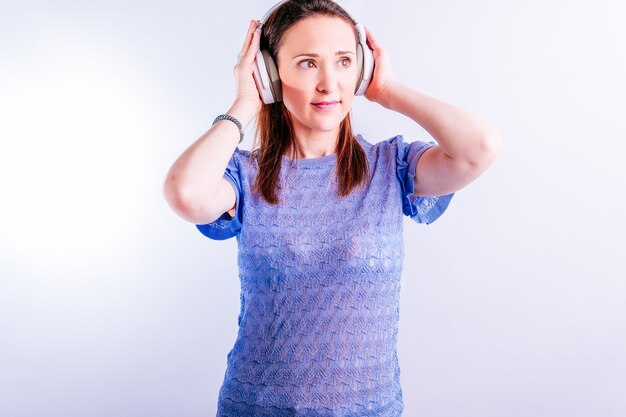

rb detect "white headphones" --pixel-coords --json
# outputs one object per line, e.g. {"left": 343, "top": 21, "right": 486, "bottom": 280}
{"left": 252, "top": 0, "right": 375, "bottom": 104}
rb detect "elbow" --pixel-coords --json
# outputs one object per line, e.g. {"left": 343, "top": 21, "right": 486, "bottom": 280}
{"left": 162, "top": 175, "right": 191, "bottom": 219}
{"left": 467, "top": 129, "right": 502, "bottom": 171}
{"left": 162, "top": 176, "right": 217, "bottom": 224}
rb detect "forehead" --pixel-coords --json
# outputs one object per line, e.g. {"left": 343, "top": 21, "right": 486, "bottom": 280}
{"left": 278, "top": 16, "right": 357, "bottom": 58}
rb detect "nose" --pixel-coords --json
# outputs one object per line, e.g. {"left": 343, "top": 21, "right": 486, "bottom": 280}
{"left": 316, "top": 64, "right": 337, "bottom": 94}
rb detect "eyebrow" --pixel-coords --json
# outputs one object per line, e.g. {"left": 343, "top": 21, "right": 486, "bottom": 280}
{"left": 291, "top": 51, "right": 355, "bottom": 59}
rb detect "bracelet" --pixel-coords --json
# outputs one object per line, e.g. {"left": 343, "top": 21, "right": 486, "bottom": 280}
{"left": 213, "top": 114, "right": 244, "bottom": 144}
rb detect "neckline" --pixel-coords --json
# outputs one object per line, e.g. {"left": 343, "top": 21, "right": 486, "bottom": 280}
{"left": 279, "top": 134, "right": 364, "bottom": 168}
{"left": 281, "top": 151, "right": 337, "bottom": 167}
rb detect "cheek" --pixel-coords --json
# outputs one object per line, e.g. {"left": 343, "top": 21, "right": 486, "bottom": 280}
{"left": 342, "top": 94, "right": 355, "bottom": 108}
{"left": 281, "top": 80, "right": 315, "bottom": 114}
{"left": 278, "top": 66, "right": 359, "bottom": 104}
{"left": 280, "top": 72, "right": 312, "bottom": 97}
{"left": 281, "top": 85, "right": 308, "bottom": 115}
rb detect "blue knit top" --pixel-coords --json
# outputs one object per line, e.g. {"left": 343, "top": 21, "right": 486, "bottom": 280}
{"left": 196, "top": 134, "right": 454, "bottom": 417}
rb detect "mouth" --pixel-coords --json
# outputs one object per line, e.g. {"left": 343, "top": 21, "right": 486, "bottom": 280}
{"left": 311, "top": 100, "right": 341, "bottom": 110}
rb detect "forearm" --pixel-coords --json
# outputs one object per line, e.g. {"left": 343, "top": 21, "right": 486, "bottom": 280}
{"left": 163, "top": 100, "right": 256, "bottom": 216}
{"left": 379, "top": 80, "right": 501, "bottom": 164}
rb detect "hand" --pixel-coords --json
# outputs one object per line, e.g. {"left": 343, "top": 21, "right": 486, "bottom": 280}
{"left": 363, "top": 26, "right": 396, "bottom": 107}
{"left": 233, "top": 20, "right": 262, "bottom": 116}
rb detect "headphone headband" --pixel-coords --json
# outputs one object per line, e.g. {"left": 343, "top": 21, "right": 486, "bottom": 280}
{"left": 260, "top": 0, "right": 361, "bottom": 27}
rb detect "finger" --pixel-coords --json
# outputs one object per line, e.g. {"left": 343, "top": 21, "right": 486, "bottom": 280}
{"left": 364, "top": 26, "right": 379, "bottom": 50}
{"left": 238, "top": 20, "right": 258, "bottom": 58}
{"left": 241, "top": 26, "right": 261, "bottom": 64}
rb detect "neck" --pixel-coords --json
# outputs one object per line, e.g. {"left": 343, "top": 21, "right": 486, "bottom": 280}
{"left": 287, "top": 127, "right": 340, "bottom": 159}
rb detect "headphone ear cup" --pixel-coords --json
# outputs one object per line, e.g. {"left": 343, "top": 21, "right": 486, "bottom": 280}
{"left": 253, "top": 49, "right": 283, "bottom": 104}
{"left": 355, "top": 43, "right": 364, "bottom": 94}
{"left": 253, "top": 50, "right": 273, "bottom": 104}
{"left": 354, "top": 23, "right": 374, "bottom": 96}
{"left": 262, "top": 50, "right": 282, "bottom": 102}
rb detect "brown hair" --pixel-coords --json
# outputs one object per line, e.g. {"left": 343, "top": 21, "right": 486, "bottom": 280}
{"left": 252, "top": 0, "right": 370, "bottom": 205}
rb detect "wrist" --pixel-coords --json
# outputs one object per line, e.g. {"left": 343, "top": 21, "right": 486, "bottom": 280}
{"left": 228, "top": 99, "right": 260, "bottom": 128}
{"left": 213, "top": 114, "right": 244, "bottom": 144}
{"left": 377, "top": 79, "right": 403, "bottom": 110}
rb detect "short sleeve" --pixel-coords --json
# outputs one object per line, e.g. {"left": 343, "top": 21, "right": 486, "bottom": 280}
{"left": 395, "top": 136, "right": 454, "bottom": 224}
{"left": 195, "top": 148, "right": 244, "bottom": 240}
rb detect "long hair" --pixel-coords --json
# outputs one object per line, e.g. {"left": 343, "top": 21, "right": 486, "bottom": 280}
{"left": 252, "top": 0, "right": 370, "bottom": 205}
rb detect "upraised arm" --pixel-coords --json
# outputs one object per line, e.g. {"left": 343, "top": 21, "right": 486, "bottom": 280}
{"left": 363, "top": 26, "right": 501, "bottom": 197}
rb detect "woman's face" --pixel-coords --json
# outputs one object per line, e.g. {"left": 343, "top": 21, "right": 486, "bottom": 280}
{"left": 276, "top": 15, "right": 358, "bottom": 137}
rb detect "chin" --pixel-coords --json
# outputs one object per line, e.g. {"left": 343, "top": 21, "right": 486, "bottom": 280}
{"left": 309, "top": 120, "right": 344, "bottom": 132}
{"left": 309, "top": 112, "right": 350, "bottom": 130}
{"left": 287, "top": 105, "right": 350, "bottom": 133}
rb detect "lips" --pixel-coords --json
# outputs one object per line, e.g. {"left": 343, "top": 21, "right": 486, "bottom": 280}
{"left": 312, "top": 100, "right": 340, "bottom": 109}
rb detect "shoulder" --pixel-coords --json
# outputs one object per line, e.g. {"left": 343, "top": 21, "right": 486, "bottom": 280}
{"left": 228, "top": 146, "right": 254, "bottom": 170}
{"left": 356, "top": 133, "right": 410, "bottom": 159}
{"left": 233, "top": 146, "right": 252, "bottom": 160}
{"left": 356, "top": 133, "right": 408, "bottom": 149}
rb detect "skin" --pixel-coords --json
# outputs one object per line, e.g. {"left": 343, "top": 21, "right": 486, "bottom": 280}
{"left": 275, "top": 16, "right": 359, "bottom": 158}
{"left": 361, "top": 25, "right": 501, "bottom": 197}
{"left": 265, "top": 16, "right": 501, "bottom": 196}
{"left": 162, "top": 17, "right": 501, "bottom": 225}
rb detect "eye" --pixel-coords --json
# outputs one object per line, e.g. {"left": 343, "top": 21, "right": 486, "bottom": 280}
{"left": 297, "top": 59, "right": 316, "bottom": 69}
{"left": 339, "top": 57, "right": 352, "bottom": 68}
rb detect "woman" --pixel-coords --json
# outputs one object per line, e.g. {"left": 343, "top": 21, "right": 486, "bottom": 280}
{"left": 163, "top": 0, "right": 501, "bottom": 415}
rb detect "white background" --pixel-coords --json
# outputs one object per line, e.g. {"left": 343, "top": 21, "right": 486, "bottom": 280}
{"left": 1, "top": 1, "right": 625, "bottom": 416}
